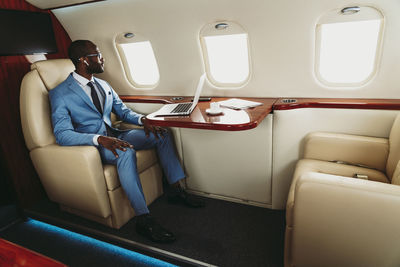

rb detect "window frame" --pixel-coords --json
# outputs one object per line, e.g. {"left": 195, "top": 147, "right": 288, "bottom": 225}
{"left": 115, "top": 33, "right": 160, "bottom": 89}
{"left": 314, "top": 6, "right": 385, "bottom": 88}
{"left": 200, "top": 21, "right": 252, "bottom": 89}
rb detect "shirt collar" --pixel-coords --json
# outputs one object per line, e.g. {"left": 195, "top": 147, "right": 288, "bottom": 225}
{"left": 72, "top": 72, "right": 95, "bottom": 86}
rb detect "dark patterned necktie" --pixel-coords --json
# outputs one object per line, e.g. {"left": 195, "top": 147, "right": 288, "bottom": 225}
{"left": 87, "top": 82, "right": 102, "bottom": 114}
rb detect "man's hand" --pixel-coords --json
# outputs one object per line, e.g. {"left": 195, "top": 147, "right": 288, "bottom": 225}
{"left": 142, "top": 117, "right": 167, "bottom": 139}
{"left": 98, "top": 136, "right": 133, "bottom": 158}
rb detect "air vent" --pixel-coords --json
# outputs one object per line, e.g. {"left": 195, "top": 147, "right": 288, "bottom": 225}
{"left": 341, "top": 6, "right": 360, "bottom": 15}
{"left": 124, "top": 33, "right": 135, "bottom": 38}
{"left": 282, "top": 99, "right": 297, "bottom": 103}
{"left": 215, "top": 23, "right": 229, "bottom": 30}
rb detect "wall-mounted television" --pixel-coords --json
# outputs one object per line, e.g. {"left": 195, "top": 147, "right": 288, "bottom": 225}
{"left": 0, "top": 9, "right": 58, "bottom": 56}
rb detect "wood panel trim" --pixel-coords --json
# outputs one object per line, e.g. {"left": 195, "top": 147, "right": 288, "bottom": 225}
{"left": 0, "top": 238, "right": 67, "bottom": 267}
{"left": 274, "top": 98, "right": 400, "bottom": 110}
{"left": 145, "top": 118, "right": 264, "bottom": 131}
{"left": 120, "top": 96, "right": 400, "bottom": 130}
{"left": 120, "top": 96, "right": 400, "bottom": 110}
{"left": 119, "top": 95, "right": 174, "bottom": 104}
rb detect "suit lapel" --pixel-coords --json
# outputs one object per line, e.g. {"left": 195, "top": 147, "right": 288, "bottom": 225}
{"left": 66, "top": 74, "right": 100, "bottom": 114}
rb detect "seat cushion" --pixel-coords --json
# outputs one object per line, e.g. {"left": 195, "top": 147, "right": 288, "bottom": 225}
{"left": 286, "top": 159, "right": 389, "bottom": 226}
{"left": 304, "top": 132, "right": 389, "bottom": 172}
{"left": 103, "top": 149, "right": 159, "bottom": 190}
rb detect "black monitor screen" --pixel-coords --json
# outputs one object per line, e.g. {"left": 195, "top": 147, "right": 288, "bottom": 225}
{"left": 0, "top": 9, "right": 58, "bottom": 56}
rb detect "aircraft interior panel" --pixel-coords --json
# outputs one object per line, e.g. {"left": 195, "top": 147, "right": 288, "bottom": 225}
{"left": 51, "top": 0, "right": 400, "bottom": 99}
{"left": 122, "top": 103, "right": 400, "bottom": 210}
{"left": 3, "top": 0, "right": 400, "bottom": 266}
{"left": 180, "top": 115, "right": 273, "bottom": 206}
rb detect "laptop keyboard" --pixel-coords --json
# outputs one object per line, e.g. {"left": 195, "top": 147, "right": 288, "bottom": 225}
{"left": 171, "top": 103, "right": 192, "bottom": 113}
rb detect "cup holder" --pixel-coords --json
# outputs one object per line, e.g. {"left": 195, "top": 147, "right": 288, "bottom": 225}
{"left": 282, "top": 99, "right": 297, "bottom": 103}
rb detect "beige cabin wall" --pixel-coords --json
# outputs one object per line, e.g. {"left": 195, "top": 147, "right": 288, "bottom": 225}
{"left": 47, "top": 0, "right": 400, "bottom": 209}
{"left": 53, "top": 0, "right": 400, "bottom": 99}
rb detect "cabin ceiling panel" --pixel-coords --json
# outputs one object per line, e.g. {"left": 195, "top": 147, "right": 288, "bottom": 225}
{"left": 53, "top": 0, "right": 400, "bottom": 99}
{"left": 25, "top": 0, "right": 101, "bottom": 9}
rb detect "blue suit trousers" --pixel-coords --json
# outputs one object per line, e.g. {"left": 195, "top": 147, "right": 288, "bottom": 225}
{"left": 98, "top": 129, "right": 185, "bottom": 216}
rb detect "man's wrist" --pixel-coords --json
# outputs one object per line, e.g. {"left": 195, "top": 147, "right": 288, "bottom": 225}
{"left": 140, "top": 116, "right": 146, "bottom": 125}
{"left": 93, "top": 134, "right": 100, "bottom": 146}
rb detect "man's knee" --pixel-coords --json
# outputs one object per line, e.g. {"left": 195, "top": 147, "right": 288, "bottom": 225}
{"left": 117, "top": 148, "right": 136, "bottom": 161}
{"left": 163, "top": 129, "right": 171, "bottom": 137}
{"left": 152, "top": 130, "right": 172, "bottom": 147}
{"left": 160, "top": 129, "right": 172, "bottom": 141}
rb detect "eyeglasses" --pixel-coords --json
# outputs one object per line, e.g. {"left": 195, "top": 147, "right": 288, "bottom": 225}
{"left": 85, "top": 53, "right": 102, "bottom": 59}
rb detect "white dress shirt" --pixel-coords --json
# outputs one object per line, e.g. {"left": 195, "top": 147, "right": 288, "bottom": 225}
{"left": 72, "top": 72, "right": 104, "bottom": 110}
{"left": 72, "top": 72, "right": 103, "bottom": 145}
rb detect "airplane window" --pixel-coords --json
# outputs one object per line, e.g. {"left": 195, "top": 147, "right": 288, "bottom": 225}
{"left": 315, "top": 7, "right": 384, "bottom": 87}
{"left": 117, "top": 39, "right": 160, "bottom": 88}
{"left": 200, "top": 22, "right": 250, "bottom": 88}
{"left": 318, "top": 20, "right": 381, "bottom": 84}
{"left": 203, "top": 34, "right": 249, "bottom": 84}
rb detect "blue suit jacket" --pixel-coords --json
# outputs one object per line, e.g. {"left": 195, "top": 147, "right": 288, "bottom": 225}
{"left": 49, "top": 74, "right": 142, "bottom": 146}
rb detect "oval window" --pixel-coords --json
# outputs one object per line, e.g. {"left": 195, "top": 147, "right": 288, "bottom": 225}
{"left": 315, "top": 6, "right": 384, "bottom": 87}
{"left": 200, "top": 22, "right": 251, "bottom": 88}
{"left": 116, "top": 33, "right": 160, "bottom": 89}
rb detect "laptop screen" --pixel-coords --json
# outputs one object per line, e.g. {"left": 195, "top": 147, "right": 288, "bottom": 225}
{"left": 192, "top": 73, "right": 206, "bottom": 106}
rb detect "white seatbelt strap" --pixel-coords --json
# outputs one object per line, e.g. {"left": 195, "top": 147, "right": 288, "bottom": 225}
{"left": 354, "top": 174, "right": 369, "bottom": 180}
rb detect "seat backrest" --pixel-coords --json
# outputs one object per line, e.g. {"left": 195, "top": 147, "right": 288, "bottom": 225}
{"left": 20, "top": 59, "right": 75, "bottom": 151}
{"left": 387, "top": 113, "right": 400, "bottom": 182}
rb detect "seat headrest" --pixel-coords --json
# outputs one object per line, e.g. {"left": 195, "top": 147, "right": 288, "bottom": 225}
{"left": 31, "top": 59, "right": 75, "bottom": 90}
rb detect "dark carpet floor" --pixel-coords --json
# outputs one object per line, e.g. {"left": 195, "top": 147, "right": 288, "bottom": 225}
{"left": 25, "top": 195, "right": 286, "bottom": 267}
{"left": 0, "top": 206, "right": 174, "bottom": 267}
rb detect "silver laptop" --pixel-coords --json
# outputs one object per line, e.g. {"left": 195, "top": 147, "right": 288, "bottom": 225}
{"left": 152, "top": 73, "right": 206, "bottom": 117}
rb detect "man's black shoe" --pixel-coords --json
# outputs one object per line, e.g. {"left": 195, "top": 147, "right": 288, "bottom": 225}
{"left": 168, "top": 189, "right": 205, "bottom": 208}
{"left": 136, "top": 215, "right": 176, "bottom": 243}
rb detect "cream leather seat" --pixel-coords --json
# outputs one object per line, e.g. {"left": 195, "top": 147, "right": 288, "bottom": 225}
{"left": 20, "top": 59, "right": 163, "bottom": 229}
{"left": 285, "top": 113, "right": 400, "bottom": 267}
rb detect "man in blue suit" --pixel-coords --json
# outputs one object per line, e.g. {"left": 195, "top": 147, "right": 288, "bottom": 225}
{"left": 49, "top": 40, "right": 204, "bottom": 243}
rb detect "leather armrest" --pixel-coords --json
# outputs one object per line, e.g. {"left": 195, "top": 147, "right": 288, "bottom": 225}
{"left": 118, "top": 122, "right": 143, "bottom": 130}
{"left": 111, "top": 112, "right": 143, "bottom": 130}
{"left": 304, "top": 132, "right": 389, "bottom": 171}
{"left": 289, "top": 172, "right": 400, "bottom": 267}
{"left": 30, "top": 144, "right": 111, "bottom": 218}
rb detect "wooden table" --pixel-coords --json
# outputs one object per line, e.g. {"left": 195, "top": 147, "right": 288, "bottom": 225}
{"left": 144, "top": 97, "right": 276, "bottom": 131}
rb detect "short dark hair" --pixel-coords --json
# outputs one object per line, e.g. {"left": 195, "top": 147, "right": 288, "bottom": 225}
{"left": 68, "top": 40, "right": 93, "bottom": 66}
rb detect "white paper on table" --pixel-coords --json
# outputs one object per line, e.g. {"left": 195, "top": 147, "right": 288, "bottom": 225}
{"left": 217, "top": 98, "right": 263, "bottom": 110}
